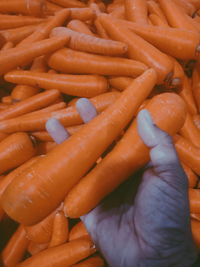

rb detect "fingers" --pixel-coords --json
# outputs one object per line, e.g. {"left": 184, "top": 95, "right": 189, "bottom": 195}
{"left": 76, "top": 98, "right": 98, "bottom": 123}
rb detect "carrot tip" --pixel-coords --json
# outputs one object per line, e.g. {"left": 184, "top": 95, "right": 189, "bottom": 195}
{"left": 170, "top": 78, "right": 182, "bottom": 88}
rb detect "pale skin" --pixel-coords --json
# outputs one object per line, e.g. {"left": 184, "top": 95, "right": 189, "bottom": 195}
{"left": 46, "top": 98, "right": 198, "bottom": 267}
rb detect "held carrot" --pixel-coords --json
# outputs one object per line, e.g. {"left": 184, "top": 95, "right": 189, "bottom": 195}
{"left": 4, "top": 70, "right": 108, "bottom": 98}
{"left": 16, "top": 237, "right": 96, "bottom": 267}
{"left": 189, "top": 188, "right": 200, "bottom": 213}
{"left": 1, "top": 69, "right": 157, "bottom": 225}
{"left": 0, "top": 36, "right": 69, "bottom": 75}
{"left": 49, "top": 0, "right": 86, "bottom": 8}
{"left": 125, "top": 0, "right": 148, "bottom": 24}
{"left": 1, "top": 225, "right": 29, "bottom": 267}
{"left": 50, "top": 27, "right": 128, "bottom": 56}
{"left": 48, "top": 211, "right": 69, "bottom": 247}
{"left": 27, "top": 242, "right": 49, "bottom": 256}
{"left": 72, "top": 256, "right": 104, "bottom": 267}
{"left": 98, "top": 14, "right": 174, "bottom": 84}
{"left": 67, "top": 19, "right": 96, "bottom": 36}
{"left": 47, "top": 47, "right": 147, "bottom": 77}
{"left": 64, "top": 93, "right": 187, "bottom": 218}
{"left": 0, "top": 89, "right": 60, "bottom": 121}
{"left": 69, "top": 221, "right": 89, "bottom": 242}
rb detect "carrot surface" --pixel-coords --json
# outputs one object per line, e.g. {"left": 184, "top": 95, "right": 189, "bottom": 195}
{"left": 125, "top": 0, "right": 148, "bottom": 24}
{"left": 67, "top": 19, "right": 96, "bottom": 36}
{"left": 69, "top": 221, "right": 89, "bottom": 242}
{"left": 72, "top": 255, "right": 104, "bottom": 267}
{"left": 189, "top": 188, "right": 200, "bottom": 213}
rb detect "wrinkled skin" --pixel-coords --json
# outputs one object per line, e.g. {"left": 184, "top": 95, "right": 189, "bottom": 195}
{"left": 46, "top": 100, "right": 198, "bottom": 267}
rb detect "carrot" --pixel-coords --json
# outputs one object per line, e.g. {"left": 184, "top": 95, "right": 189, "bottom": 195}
{"left": 0, "top": 89, "right": 60, "bottom": 121}
{"left": 191, "top": 219, "right": 200, "bottom": 250}
{"left": 0, "top": 103, "right": 10, "bottom": 110}
{"left": 16, "top": 237, "right": 96, "bottom": 267}
{"left": 179, "top": 113, "right": 200, "bottom": 148}
{"left": 189, "top": 188, "right": 200, "bottom": 213}
{"left": 2, "top": 96, "right": 12, "bottom": 105}
{"left": 0, "top": 0, "right": 46, "bottom": 17}
{"left": 37, "top": 141, "right": 57, "bottom": 154}
{"left": 0, "top": 132, "right": 36, "bottom": 174}
{"left": 1, "top": 41, "right": 14, "bottom": 50}
{"left": 64, "top": 93, "right": 187, "bottom": 218}
{"left": 108, "top": 76, "right": 133, "bottom": 91}
{"left": 175, "top": 134, "right": 200, "bottom": 175}
{"left": 98, "top": 14, "right": 174, "bottom": 84}
{"left": 17, "top": 9, "right": 70, "bottom": 47}
{"left": 125, "top": 0, "right": 148, "bottom": 24}
{"left": 24, "top": 102, "right": 67, "bottom": 117}
{"left": 0, "top": 92, "right": 119, "bottom": 133}
{"left": 1, "top": 225, "right": 29, "bottom": 267}
{"left": 72, "top": 255, "right": 104, "bottom": 267}
{"left": 69, "top": 221, "right": 89, "bottom": 242}
{"left": 50, "top": 27, "right": 128, "bottom": 56}
{"left": 27, "top": 241, "right": 49, "bottom": 256}
{"left": 94, "top": 18, "right": 109, "bottom": 39}
{"left": 31, "top": 55, "right": 48, "bottom": 73}
{"left": 179, "top": 76, "right": 197, "bottom": 115}
{"left": 45, "top": 1, "right": 62, "bottom": 15}
{"left": 90, "top": 2, "right": 103, "bottom": 16}
{"left": 5, "top": 70, "right": 108, "bottom": 98}
{"left": 147, "top": 0, "right": 168, "bottom": 23}
{"left": 110, "top": 5, "right": 125, "bottom": 20}
{"left": 1, "top": 69, "right": 157, "bottom": 225}
{"left": 149, "top": 14, "right": 168, "bottom": 26}
{"left": 11, "top": 85, "right": 42, "bottom": 103}
{"left": 191, "top": 213, "right": 200, "bottom": 221}
{"left": 50, "top": 0, "right": 86, "bottom": 8}
{"left": 0, "top": 14, "right": 45, "bottom": 30}
{"left": 192, "top": 66, "right": 200, "bottom": 112}
{"left": 0, "top": 132, "right": 8, "bottom": 142}
{"left": 69, "top": 8, "right": 95, "bottom": 21}
{"left": 189, "top": 0, "right": 200, "bottom": 10}
{"left": 158, "top": 0, "right": 198, "bottom": 32}
{"left": 67, "top": 19, "right": 96, "bottom": 36}
{"left": 48, "top": 211, "right": 69, "bottom": 247}
{"left": 173, "top": 0, "right": 196, "bottom": 16}
{"left": 48, "top": 47, "right": 147, "bottom": 77}
{"left": 181, "top": 162, "right": 198, "bottom": 188}
{"left": 193, "top": 114, "right": 200, "bottom": 130}
{"left": 0, "top": 36, "right": 69, "bottom": 75}
{"left": 120, "top": 21, "right": 200, "bottom": 60}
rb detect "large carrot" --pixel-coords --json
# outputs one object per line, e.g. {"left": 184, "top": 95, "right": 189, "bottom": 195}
{"left": 121, "top": 21, "right": 200, "bottom": 60}
{"left": 1, "top": 69, "right": 157, "bottom": 225}
{"left": 16, "top": 237, "right": 96, "bottom": 267}
{"left": 4, "top": 70, "right": 108, "bottom": 98}
{"left": 1, "top": 225, "right": 29, "bottom": 267}
{"left": 0, "top": 132, "right": 36, "bottom": 174}
{"left": 50, "top": 27, "right": 128, "bottom": 56}
{"left": 0, "top": 36, "right": 69, "bottom": 75}
{"left": 0, "top": 89, "right": 60, "bottom": 121}
{"left": 98, "top": 14, "right": 174, "bottom": 84}
{"left": 69, "top": 221, "right": 89, "bottom": 242}
{"left": 125, "top": 0, "right": 148, "bottom": 24}
{"left": 72, "top": 256, "right": 104, "bottom": 267}
{"left": 0, "top": 92, "right": 120, "bottom": 133}
{"left": 49, "top": 0, "right": 86, "bottom": 8}
{"left": 67, "top": 19, "right": 96, "bottom": 36}
{"left": 64, "top": 93, "right": 187, "bottom": 218}
{"left": 0, "top": 0, "right": 46, "bottom": 17}
{"left": 0, "top": 14, "right": 45, "bottom": 30}
{"left": 48, "top": 47, "right": 147, "bottom": 76}
{"left": 189, "top": 188, "right": 200, "bottom": 213}
{"left": 48, "top": 211, "right": 69, "bottom": 247}
{"left": 17, "top": 9, "right": 70, "bottom": 47}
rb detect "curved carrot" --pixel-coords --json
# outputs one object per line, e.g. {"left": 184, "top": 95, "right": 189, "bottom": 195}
{"left": 48, "top": 47, "right": 147, "bottom": 77}
{"left": 1, "top": 41, "right": 14, "bottom": 50}
{"left": 189, "top": 188, "right": 200, "bottom": 213}
{"left": 27, "top": 242, "right": 49, "bottom": 256}
{"left": 0, "top": 89, "right": 60, "bottom": 121}
{"left": 191, "top": 219, "right": 200, "bottom": 250}
{"left": 69, "top": 221, "right": 89, "bottom": 242}
{"left": 64, "top": 93, "right": 187, "bottom": 218}
{"left": 149, "top": 14, "right": 168, "bottom": 26}
{"left": 69, "top": 8, "right": 95, "bottom": 21}
{"left": 72, "top": 255, "right": 104, "bottom": 267}
{"left": 49, "top": 0, "right": 86, "bottom": 8}
{"left": 1, "top": 225, "right": 29, "bottom": 267}
{"left": 181, "top": 162, "right": 198, "bottom": 188}
{"left": 147, "top": 1, "right": 168, "bottom": 23}
{"left": 98, "top": 14, "right": 174, "bottom": 84}
{"left": 5, "top": 70, "right": 108, "bottom": 98}
{"left": 11, "top": 85, "right": 42, "bottom": 102}
{"left": 48, "top": 211, "right": 69, "bottom": 247}
{"left": 109, "top": 76, "right": 133, "bottom": 91}
{"left": 50, "top": 27, "right": 128, "bottom": 56}
{"left": 94, "top": 18, "right": 109, "bottom": 39}
{"left": 0, "top": 0, "right": 46, "bottom": 17}
{"left": 1, "top": 69, "right": 157, "bottom": 225}
{"left": 0, "top": 36, "right": 69, "bottom": 75}
{"left": 125, "top": 0, "right": 148, "bottom": 24}
{"left": 16, "top": 237, "right": 96, "bottom": 267}
{"left": 17, "top": 9, "right": 70, "bottom": 47}
{"left": 67, "top": 19, "right": 96, "bottom": 36}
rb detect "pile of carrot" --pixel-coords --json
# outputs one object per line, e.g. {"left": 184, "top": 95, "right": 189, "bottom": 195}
{"left": 0, "top": 0, "right": 200, "bottom": 265}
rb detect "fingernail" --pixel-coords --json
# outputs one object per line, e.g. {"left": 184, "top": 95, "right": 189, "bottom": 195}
{"left": 76, "top": 98, "right": 97, "bottom": 123}
{"left": 140, "top": 109, "right": 154, "bottom": 125}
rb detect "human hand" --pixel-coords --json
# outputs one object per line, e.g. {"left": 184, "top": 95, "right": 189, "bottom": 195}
{"left": 46, "top": 99, "right": 198, "bottom": 267}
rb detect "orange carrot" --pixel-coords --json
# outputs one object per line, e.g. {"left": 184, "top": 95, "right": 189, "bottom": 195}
{"left": 110, "top": 5, "right": 125, "bottom": 20}
{"left": 37, "top": 141, "right": 57, "bottom": 154}
{"left": 181, "top": 162, "right": 198, "bottom": 188}
{"left": 45, "top": 1, "right": 62, "bottom": 15}
{"left": 125, "top": 0, "right": 148, "bottom": 24}
{"left": 189, "top": 188, "right": 200, "bottom": 213}
{"left": 98, "top": 14, "right": 174, "bottom": 84}
{"left": 173, "top": 0, "right": 196, "bottom": 16}
{"left": 1, "top": 41, "right": 14, "bottom": 50}
{"left": 48, "top": 47, "right": 147, "bottom": 76}
{"left": 1, "top": 225, "right": 29, "bottom": 267}
{"left": 31, "top": 55, "right": 48, "bottom": 73}
{"left": 69, "top": 221, "right": 89, "bottom": 242}
{"left": 27, "top": 242, "right": 49, "bottom": 256}
{"left": 0, "top": 92, "right": 119, "bottom": 133}
{"left": 147, "top": 0, "right": 168, "bottom": 23}
{"left": 193, "top": 114, "right": 200, "bottom": 130}
{"left": 67, "top": 19, "right": 96, "bottom": 36}
{"left": 50, "top": 27, "right": 128, "bottom": 56}
{"left": 64, "top": 93, "right": 186, "bottom": 218}
{"left": 16, "top": 237, "right": 96, "bottom": 267}
{"left": 17, "top": 9, "right": 70, "bottom": 47}
{"left": 149, "top": 13, "right": 168, "bottom": 26}
{"left": 0, "top": 132, "right": 36, "bottom": 174}
{"left": 49, "top": 0, "right": 86, "bottom": 8}
{"left": 0, "top": 36, "right": 69, "bottom": 75}
{"left": 191, "top": 219, "right": 200, "bottom": 250}
{"left": 0, "top": 0, "right": 46, "bottom": 17}
{"left": 108, "top": 76, "right": 133, "bottom": 91}
{"left": 69, "top": 8, "right": 95, "bottom": 21}
{"left": 94, "top": 18, "right": 109, "bottom": 39}
{"left": 1, "top": 69, "right": 157, "bottom": 225}
{"left": 191, "top": 213, "right": 200, "bottom": 221}
{"left": 2, "top": 96, "right": 12, "bottom": 105}
{"left": 72, "top": 255, "right": 104, "bottom": 267}
{"left": 0, "top": 33, "right": 6, "bottom": 49}
{"left": 0, "top": 89, "right": 60, "bottom": 121}
{"left": 5, "top": 70, "right": 108, "bottom": 97}
{"left": 11, "top": 85, "right": 42, "bottom": 102}
{"left": 48, "top": 211, "right": 69, "bottom": 247}
{"left": 192, "top": 66, "right": 200, "bottom": 112}
{"left": 0, "top": 132, "right": 8, "bottom": 142}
